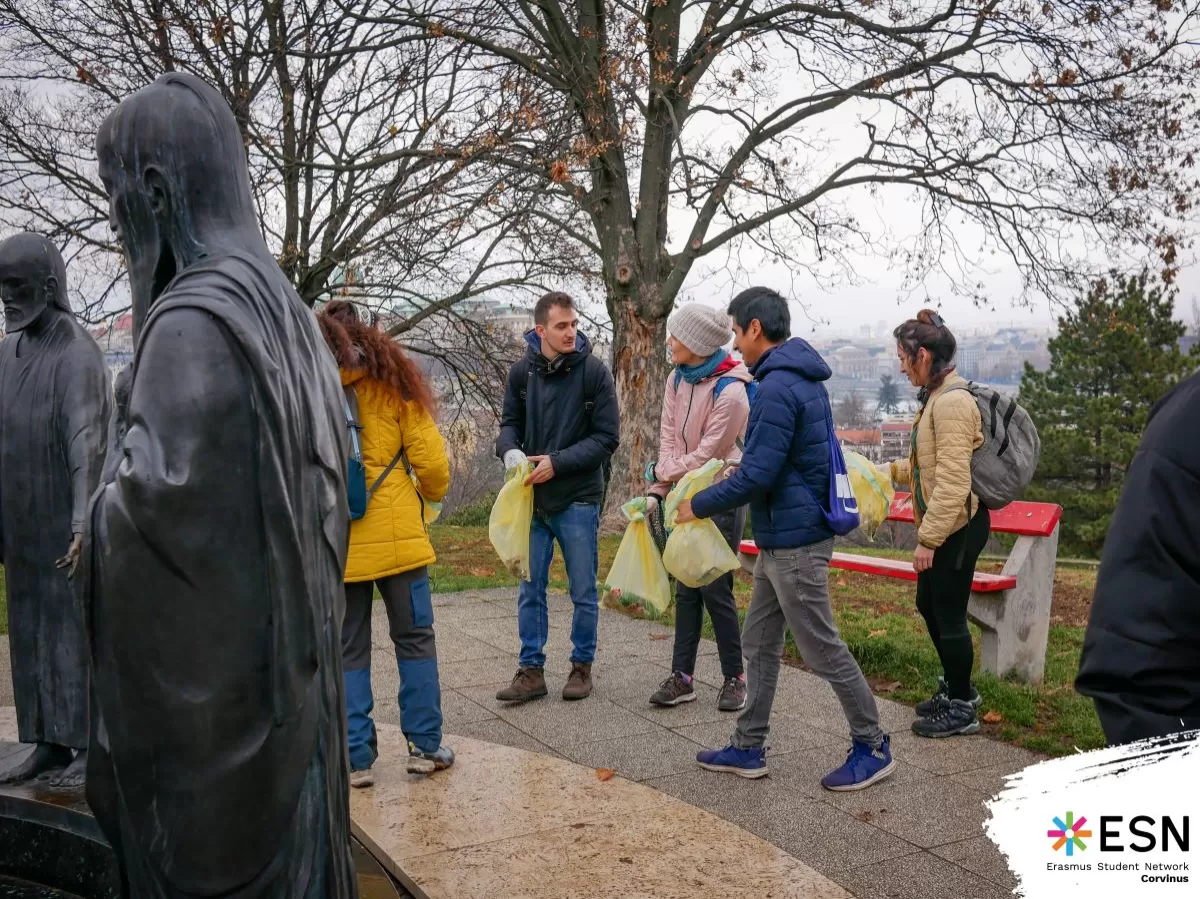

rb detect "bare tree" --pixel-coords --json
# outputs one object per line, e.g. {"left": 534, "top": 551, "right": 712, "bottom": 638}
{"left": 835, "top": 392, "right": 870, "bottom": 429}
{"left": 341, "top": 0, "right": 1200, "bottom": 501}
{"left": 0, "top": 0, "right": 574, "bottom": 412}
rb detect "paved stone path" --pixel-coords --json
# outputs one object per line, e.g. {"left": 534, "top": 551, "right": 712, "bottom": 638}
{"left": 1, "top": 588, "right": 1043, "bottom": 897}
{"left": 395, "top": 589, "right": 1036, "bottom": 898}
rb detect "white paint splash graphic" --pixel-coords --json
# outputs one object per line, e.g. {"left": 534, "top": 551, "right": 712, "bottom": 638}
{"left": 985, "top": 730, "right": 1199, "bottom": 897}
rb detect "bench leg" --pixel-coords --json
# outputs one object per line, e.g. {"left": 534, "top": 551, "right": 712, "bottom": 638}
{"left": 738, "top": 552, "right": 757, "bottom": 576}
{"left": 967, "top": 527, "right": 1058, "bottom": 684}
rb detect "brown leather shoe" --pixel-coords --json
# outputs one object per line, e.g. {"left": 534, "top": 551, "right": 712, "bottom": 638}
{"left": 495, "top": 666, "right": 548, "bottom": 703}
{"left": 562, "top": 662, "right": 593, "bottom": 701}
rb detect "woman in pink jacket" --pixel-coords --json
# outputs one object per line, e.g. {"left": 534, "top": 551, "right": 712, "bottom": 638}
{"left": 644, "top": 303, "right": 752, "bottom": 712}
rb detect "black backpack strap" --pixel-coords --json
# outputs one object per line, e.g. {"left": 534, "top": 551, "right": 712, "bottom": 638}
{"left": 346, "top": 382, "right": 406, "bottom": 504}
{"left": 582, "top": 356, "right": 612, "bottom": 507}
{"left": 510, "top": 357, "right": 533, "bottom": 452}
{"left": 583, "top": 354, "right": 604, "bottom": 415}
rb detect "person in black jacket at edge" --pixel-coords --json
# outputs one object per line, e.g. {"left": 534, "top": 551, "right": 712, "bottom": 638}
{"left": 495, "top": 292, "right": 620, "bottom": 703}
{"left": 1075, "top": 369, "right": 1200, "bottom": 746}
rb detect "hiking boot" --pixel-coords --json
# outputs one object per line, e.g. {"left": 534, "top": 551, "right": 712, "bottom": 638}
{"left": 718, "top": 675, "right": 747, "bottom": 712}
{"left": 912, "top": 698, "right": 981, "bottom": 738}
{"left": 562, "top": 662, "right": 593, "bottom": 700}
{"left": 495, "top": 667, "right": 548, "bottom": 703}
{"left": 916, "top": 677, "right": 982, "bottom": 717}
{"left": 696, "top": 744, "right": 768, "bottom": 779}
{"left": 821, "top": 736, "right": 896, "bottom": 792}
{"left": 649, "top": 671, "right": 697, "bottom": 707}
{"left": 407, "top": 742, "right": 455, "bottom": 775}
{"left": 350, "top": 768, "right": 374, "bottom": 789}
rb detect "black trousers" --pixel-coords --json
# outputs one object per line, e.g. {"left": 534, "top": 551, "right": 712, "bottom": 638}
{"left": 672, "top": 506, "right": 747, "bottom": 678}
{"left": 915, "top": 505, "right": 990, "bottom": 702}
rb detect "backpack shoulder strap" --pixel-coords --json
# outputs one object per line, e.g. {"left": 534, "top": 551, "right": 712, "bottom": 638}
{"left": 713, "top": 375, "right": 735, "bottom": 401}
{"left": 342, "top": 385, "right": 363, "bottom": 460}
{"left": 583, "top": 355, "right": 606, "bottom": 415}
{"left": 513, "top": 357, "right": 533, "bottom": 402}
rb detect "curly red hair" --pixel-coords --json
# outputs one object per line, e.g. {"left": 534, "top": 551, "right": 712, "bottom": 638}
{"left": 317, "top": 300, "right": 436, "bottom": 416}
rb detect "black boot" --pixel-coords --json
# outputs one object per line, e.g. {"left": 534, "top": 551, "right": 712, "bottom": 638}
{"left": 912, "top": 698, "right": 980, "bottom": 738}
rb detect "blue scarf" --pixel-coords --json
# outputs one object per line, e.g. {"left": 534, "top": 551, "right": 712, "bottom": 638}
{"left": 676, "top": 348, "right": 728, "bottom": 385}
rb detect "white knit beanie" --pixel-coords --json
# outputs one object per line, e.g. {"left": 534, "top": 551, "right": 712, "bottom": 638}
{"left": 667, "top": 303, "right": 731, "bottom": 357}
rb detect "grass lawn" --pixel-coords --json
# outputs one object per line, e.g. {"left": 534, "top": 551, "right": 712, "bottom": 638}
{"left": 429, "top": 524, "right": 1105, "bottom": 758}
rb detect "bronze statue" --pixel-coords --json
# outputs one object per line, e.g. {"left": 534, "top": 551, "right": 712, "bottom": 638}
{"left": 84, "top": 72, "right": 357, "bottom": 897}
{"left": 0, "top": 233, "right": 109, "bottom": 789}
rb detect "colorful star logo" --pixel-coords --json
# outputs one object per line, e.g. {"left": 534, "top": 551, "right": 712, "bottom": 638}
{"left": 1048, "top": 812, "right": 1092, "bottom": 856}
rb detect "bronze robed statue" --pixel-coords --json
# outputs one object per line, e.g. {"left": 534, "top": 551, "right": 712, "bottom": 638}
{"left": 84, "top": 72, "right": 357, "bottom": 898}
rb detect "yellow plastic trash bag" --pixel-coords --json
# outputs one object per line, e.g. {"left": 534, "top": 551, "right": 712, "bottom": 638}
{"left": 844, "top": 451, "right": 895, "bottom": 541}
{"left": 602, "top": 498, "right": 673, "bottom": 614}
{"left": 488, "top": 461, "right": 534, "bottom": 580}
{"left": 662, "top": 460, "right": 740, "bottom": 589}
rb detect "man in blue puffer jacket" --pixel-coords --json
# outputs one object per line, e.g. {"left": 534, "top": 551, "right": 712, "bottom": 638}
{"left": 677, "top": 287, "right": 895, "bottom": 791}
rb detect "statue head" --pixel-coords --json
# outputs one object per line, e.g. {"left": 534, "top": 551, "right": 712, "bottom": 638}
{"left": 0, "top": 233, "right": 72, "bottom": 333}
{"left": 96, "top": 72, "right": 259, "bottom": 337}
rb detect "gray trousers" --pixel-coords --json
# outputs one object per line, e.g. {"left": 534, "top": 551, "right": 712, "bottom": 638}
{"left": 735, "top": 539, "right": 885, "bottom": 749}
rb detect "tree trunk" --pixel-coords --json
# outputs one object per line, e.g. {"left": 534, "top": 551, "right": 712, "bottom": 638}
{"left": 606, "top": 295, "right": 669, "bottom": 522}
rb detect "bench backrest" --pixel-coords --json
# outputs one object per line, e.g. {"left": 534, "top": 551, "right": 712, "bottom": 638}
{"left": 887, "top": 492, "right": 1061, "bottom": 538}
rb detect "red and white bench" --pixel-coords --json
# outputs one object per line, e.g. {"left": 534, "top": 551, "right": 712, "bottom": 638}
{"left": 738, "top": 492, "right": 1063, "bottom": 684}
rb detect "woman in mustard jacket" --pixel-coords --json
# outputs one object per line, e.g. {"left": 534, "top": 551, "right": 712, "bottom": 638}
{"left": 890, "top": 310, "right": 987, "bottom": 739}
{"left": 318, "top": 301, "right": 452, "bottom": 786}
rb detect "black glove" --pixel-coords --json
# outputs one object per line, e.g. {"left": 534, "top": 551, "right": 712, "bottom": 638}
{"left": 645, "top": 495, "right": 668, "bottom": 556}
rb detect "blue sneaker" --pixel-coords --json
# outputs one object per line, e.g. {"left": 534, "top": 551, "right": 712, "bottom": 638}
{"left": 820, "top": 736, "right": 896, "bottom": 791}
{"left": 696, "top": 744, "right": 768, "bottom": 779}
{"left": 407, "top": 742, "right": 455, "bottom": 775}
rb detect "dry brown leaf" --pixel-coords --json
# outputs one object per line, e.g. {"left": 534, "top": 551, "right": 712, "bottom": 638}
{"left": 868, "top": 629, "right": 888, "bottom": 638}
{"left": 650, "top": 633, "right": 670, "bottom": 641}
{"left": 981, "top": 711, "right": 1004, "bottom": 724}
{"left": 596, "top": 768, "right": 616, "bottom": 782}
{"left": 877, "top": 681, "right": 902, "bottom": 693}
{"left": 469, "top": 567, "right": 494, "bottom": 577}
{"left": 856, "top": 810, "right": 875, "bottom": 824}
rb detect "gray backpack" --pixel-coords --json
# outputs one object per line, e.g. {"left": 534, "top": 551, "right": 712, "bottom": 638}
{"left": 941, "top": 382, "right": 1040, "bottom": 510}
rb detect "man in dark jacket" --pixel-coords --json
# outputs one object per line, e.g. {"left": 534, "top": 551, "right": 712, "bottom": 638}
{"left": 1076, "top": 370, "right": 1200, "bottom": 746}
{"left": 495, "top": 291, "right": 619, "bottom": 702}
{"left": 677, "top": 287, "right": 895, "bottom": 791}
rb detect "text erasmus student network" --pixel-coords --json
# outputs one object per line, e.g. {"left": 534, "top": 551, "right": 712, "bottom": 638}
{"left": 1047, "top": 811, "right": 1190, "bottom": 883}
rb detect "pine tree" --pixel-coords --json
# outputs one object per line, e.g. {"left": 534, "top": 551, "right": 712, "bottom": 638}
{"left": 1020, "top": 273, "right": 1199, "bottom": 557}
{"left": 877, "top": 374, "right": 901, "bottom": 415}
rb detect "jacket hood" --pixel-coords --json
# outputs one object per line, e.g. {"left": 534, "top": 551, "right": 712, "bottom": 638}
{"left": 752, "top": 338, "right": 831, "bottom": 382}
{"left": 712, "top": 358, "right": 753, "bottom": 383}
{"left": 523, "top": 328, "right": 592, "bottom": 372}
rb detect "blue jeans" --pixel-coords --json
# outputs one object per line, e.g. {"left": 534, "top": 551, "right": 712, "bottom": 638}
{"left": 517, "top": 502, "right": 600, "bottom": 668}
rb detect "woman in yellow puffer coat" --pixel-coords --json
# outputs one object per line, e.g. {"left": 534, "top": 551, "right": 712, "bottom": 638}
{"left": 318, "top": 301, "right": 451, "bottom": 786}
{"left": 889, "top": 310, "right": 987, "bottom": 740}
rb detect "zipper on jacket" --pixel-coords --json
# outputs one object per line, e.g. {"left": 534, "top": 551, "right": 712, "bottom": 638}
{"left": 680, "top": 383, "right": 696, "bottom": 454}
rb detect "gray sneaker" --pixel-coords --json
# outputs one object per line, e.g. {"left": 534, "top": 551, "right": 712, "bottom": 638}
{"left": 649, "top": 671, "right": 697, "bottom": 707}
{"left": 915, "top": 677, "right": 981, "bottom": 717}
{"left": 407, "top": 742, "right": 455, "bottom": 775}
{"left": 717, "top": 675, "right": 747, "bottom": 712}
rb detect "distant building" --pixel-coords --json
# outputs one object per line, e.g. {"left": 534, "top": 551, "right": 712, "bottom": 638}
{"left": 829, "top": 345, "right": 875, "bottom": 379}
{"left": 837, "top": 428, "right": 883, "bottom": 463}
{"left": 91, "top": 313, "right": 134, "bottom": 378}
{"left": 881, "top": 417, "right": 913, "bottom": 458}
